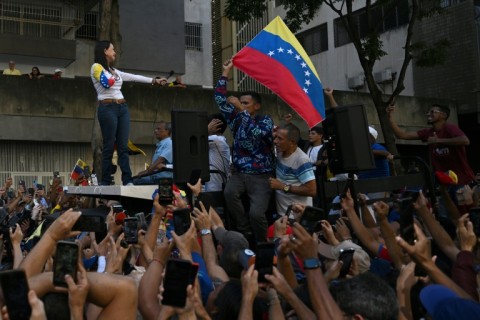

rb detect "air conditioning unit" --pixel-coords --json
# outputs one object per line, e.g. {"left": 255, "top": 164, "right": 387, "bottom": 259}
{"left": 374, "top": 69, "right": 393, "bottom": 84}
{"left": 347, "top": 75, "right": 364, "bottom": 89}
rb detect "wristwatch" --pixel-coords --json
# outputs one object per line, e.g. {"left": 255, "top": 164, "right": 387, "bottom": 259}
{"left": 283, "top": 184, "right": 291, "bottom": 193}
{"left": 303, "top": 258, "right": 321, "bottom": 270}
{"left": 200, "top": 228, "right": 212, "bottom": 236}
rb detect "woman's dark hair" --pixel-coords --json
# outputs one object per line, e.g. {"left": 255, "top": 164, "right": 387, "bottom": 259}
{"left": 30, "top": 66, "right": 41, "bottom": 78}
{"left": 94, "top": 40, "right": 112, "bottom": 71}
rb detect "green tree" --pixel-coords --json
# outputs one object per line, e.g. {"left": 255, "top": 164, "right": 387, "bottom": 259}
{"left": 224, "top": 0, "right": 447, "bottom": 156}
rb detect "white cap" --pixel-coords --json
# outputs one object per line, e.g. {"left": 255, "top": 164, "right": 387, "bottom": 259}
{"left": 54, "top": 68, "right": 62, "bottom": 73}
{"left": 368, "top": 126, "right": 378, "bottom": 140}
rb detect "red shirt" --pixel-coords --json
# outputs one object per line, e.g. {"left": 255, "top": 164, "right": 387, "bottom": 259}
{"left": 417, "top": 123, "right": 474, "bottom": 185}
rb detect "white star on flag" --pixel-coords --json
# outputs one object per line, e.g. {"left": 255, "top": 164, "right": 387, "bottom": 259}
{"left": 303, "top": 88, "right": 309, "bottom": 93}
{"left": 268, "top": 51, "right": 275, "bottom": 56}
{"left": 277, "top": 47, "right": 284, "bottom": 53}
{"left": 304, "top": 70, "right": 311, "bottom": 77}
{"left": 295, "top": 54, "right": 301, "bottom": 61}
{"left": 305, "top": 79, "right": 311, "bottom": 86}
{"left": 301, "top": 62, "right": 307, "bottom": 68}
{"left": 287, "top": 49, "right": 293, "bottom": 54}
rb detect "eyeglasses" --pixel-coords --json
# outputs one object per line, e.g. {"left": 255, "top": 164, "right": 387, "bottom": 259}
{"left": 426, "top": 110, "right": 443, "bottom": 115}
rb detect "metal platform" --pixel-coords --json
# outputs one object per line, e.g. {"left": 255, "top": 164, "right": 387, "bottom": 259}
{"left": 66, "top": 185, "right": 157, "bottom": 213}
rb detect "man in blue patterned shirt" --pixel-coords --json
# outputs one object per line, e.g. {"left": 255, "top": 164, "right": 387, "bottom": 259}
{"left": 214, "top": 59, "right": 274, "bottom": 243}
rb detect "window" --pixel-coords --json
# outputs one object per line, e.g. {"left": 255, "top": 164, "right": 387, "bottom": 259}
{"left": 76, "top": 12, "right": 98, "bottom": 40}
{"left": 334, "top": 19, "right": 351, "bottom": 47}
{"left": 0, "top": 3, "right": 61, "bottom": 38}
{"left": 334, "top": 0, "right": 410, "bottom": 48}
{"left": 185, "top": 22, "right": 202, "bottom": 51}
{"left": 297, "top": 23, "right": 328, "bottom": 55}
{"left": 440, "top": 0, "right": 467, "bottom": 8}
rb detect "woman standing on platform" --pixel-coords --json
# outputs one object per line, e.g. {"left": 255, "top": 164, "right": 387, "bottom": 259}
{"left": 91, "top": 40, "right": 166, "bottom": 186}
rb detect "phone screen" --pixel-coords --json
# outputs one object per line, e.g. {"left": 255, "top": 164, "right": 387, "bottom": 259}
{"left": 162, "top": 259, "right": 193, "bottom": 307}
{"left": 73, "top": 215, "right": 106, "bottom": 232}
{"left": 158, "top": 178, "right": 173, "bottom": 206}
{"left": 255, "top": 242, "right": 275, "bottom": 282}
{"left": 19, "top": 180, "right": 26, "bottom": 192}
{"left": 112, "top": 205, "right": 124, "bottom": 214}
{"left": 338, "top": 249, "right": 355, "bottom": 278}
{"left": 123, "top": 217, "right": 139, "bottom": 244}
{"left": 173, "top": 208, "right": 191, "bottom": 236}
{"left": 135, "top": 212, "right": 148, "bottom": 231}
{"left": 300, "top": 206, "right": 323, "bottom": 234}
{"left": 189, "top": 262, "right": 199, "bottom": 285}
{"left": 398, "top": 198, "right": 415, "bottom": 245}
{"left": 53, "top": 241, "right": 79, "bottom": 287}
{"left": 0, "top": 270, "right": 31, "bottom": 320}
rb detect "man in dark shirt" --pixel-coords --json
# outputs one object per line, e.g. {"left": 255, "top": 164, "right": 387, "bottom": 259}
{"left": 214, "top": 59, "right": 274, "bottom": 243}
{"left": 387, "top": 104, "right": 474, "bottom": 212}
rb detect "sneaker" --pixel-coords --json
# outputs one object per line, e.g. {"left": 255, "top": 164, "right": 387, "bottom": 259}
{"left": 125, "top": 182, "right": 134, "bottom": 186}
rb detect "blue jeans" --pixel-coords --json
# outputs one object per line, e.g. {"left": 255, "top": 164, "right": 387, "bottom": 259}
{"left": 224, "top": 172, "right": 273, "bottom": 243}
{"left": 97, "top": 102, "right": 132, "bottom": 185}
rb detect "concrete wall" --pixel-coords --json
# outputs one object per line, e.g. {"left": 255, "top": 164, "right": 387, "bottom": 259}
{"left": 413, "top": 1, "right": 479, "bottom": 113}
{"left": 184, "top": 0, "right": 213, "bottom": 87}
{"left": 118, "top": 0, "right": 185, "bottom": 75}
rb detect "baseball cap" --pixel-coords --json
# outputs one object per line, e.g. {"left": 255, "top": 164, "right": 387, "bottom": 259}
{"left": 368, "top": 126, "right": 378, "bottom": 140}
{"left": 213, "top": 227, "right": 249, "bottom": 278}
{"left": 420, "top": 284, "right": 480, "bottom": 319}
{"left": 317, "top": 239, "right": 371, "bottom": 274}
{"left": 54, "top": 68, "right": 62, "bottom": 73}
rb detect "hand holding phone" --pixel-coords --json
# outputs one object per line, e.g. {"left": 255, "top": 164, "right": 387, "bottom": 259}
{"left": 53, "top": 241, "right": 79, "bottom": 287}
{"left": 255, "top": 242, "right": 275, "bottom": 282}
{"left": 300, "top": 206, "right": 323, "bottom": 234}
{"left": 158, "top": 178, "right": 174, "bottom": 206}
{"left": 338, "top": 248, "right": 355, "bottom": 278}
{"left": 162, "top": 259, "right": 195, "bottom": 307}
{"left": 123, "top": 217, "right": 139, "bottom": 244}
{"left": 0, "top": 270, "right": 32, "bottom": 320}
{"left": 173, "top": 208, "right": 191, "bottom": 236}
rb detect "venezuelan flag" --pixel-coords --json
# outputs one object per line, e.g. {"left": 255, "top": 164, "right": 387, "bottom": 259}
{"left": 233, "top": 16, "right": 325, "bottom": 128}
{"left": 70, "top": 158, "right": 87, "bottom": 181}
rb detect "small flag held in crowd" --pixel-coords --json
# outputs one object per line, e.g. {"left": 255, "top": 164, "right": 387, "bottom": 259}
{"left": 233, "top": 16, "right": 325, "bottom": 128}
{"left": 70, "top": 158, "right": 88, "bottom": 181}
{"left": 128, "top": 140, "right": 146, "bottom": 157}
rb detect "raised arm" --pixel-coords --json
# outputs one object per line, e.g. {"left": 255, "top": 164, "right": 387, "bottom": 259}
{"left": 413, "top": 191, "right": 459, "bottom": 262}
{"left": 19, "top": 209, "right": 81, "bottom": 277}
{"left": 374, "top": 201, "right": 407, "bottom": 270}
{"left": 191, "top": 204, "right": 229, "bottom": 282}
{"left": 341, "top": 191, "right": 382, "bottom": 256}
{"left": 397, "top": 223, "right": 472, "bottom": 300}
{"left": 291, "top": 224, "right": 343, "bottom": 320}
{"left": 386, "top": 105, "right": 420, "bottom": 140}
{"left": 323, "top": 87, "right": 338, "bottom": 108}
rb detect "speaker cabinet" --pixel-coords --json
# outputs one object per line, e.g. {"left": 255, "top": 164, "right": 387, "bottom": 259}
{"left": 172, "top": 110, "right": 210, "bottom": 184}
{"left": 322, "top": 105, "right": 375, "bottom": 174}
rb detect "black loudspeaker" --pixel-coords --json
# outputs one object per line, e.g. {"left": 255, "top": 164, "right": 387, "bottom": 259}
{"left": 322, "top": 104, "right": 375, "bottom": 174}
{"left": 172, "top": 110, "right": 210, "bottom": 184}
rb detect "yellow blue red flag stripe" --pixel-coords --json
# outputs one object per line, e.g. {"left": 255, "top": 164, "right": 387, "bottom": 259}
{"left": 233, "top": 16, "right": 325, "bottom": 128}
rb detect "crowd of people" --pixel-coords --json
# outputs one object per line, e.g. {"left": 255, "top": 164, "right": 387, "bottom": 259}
{"left": 0, "top": 53, "right": 479, "bottom": 319}
{"left": 2, "top": 61, "right": 63, "bottom": 79}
